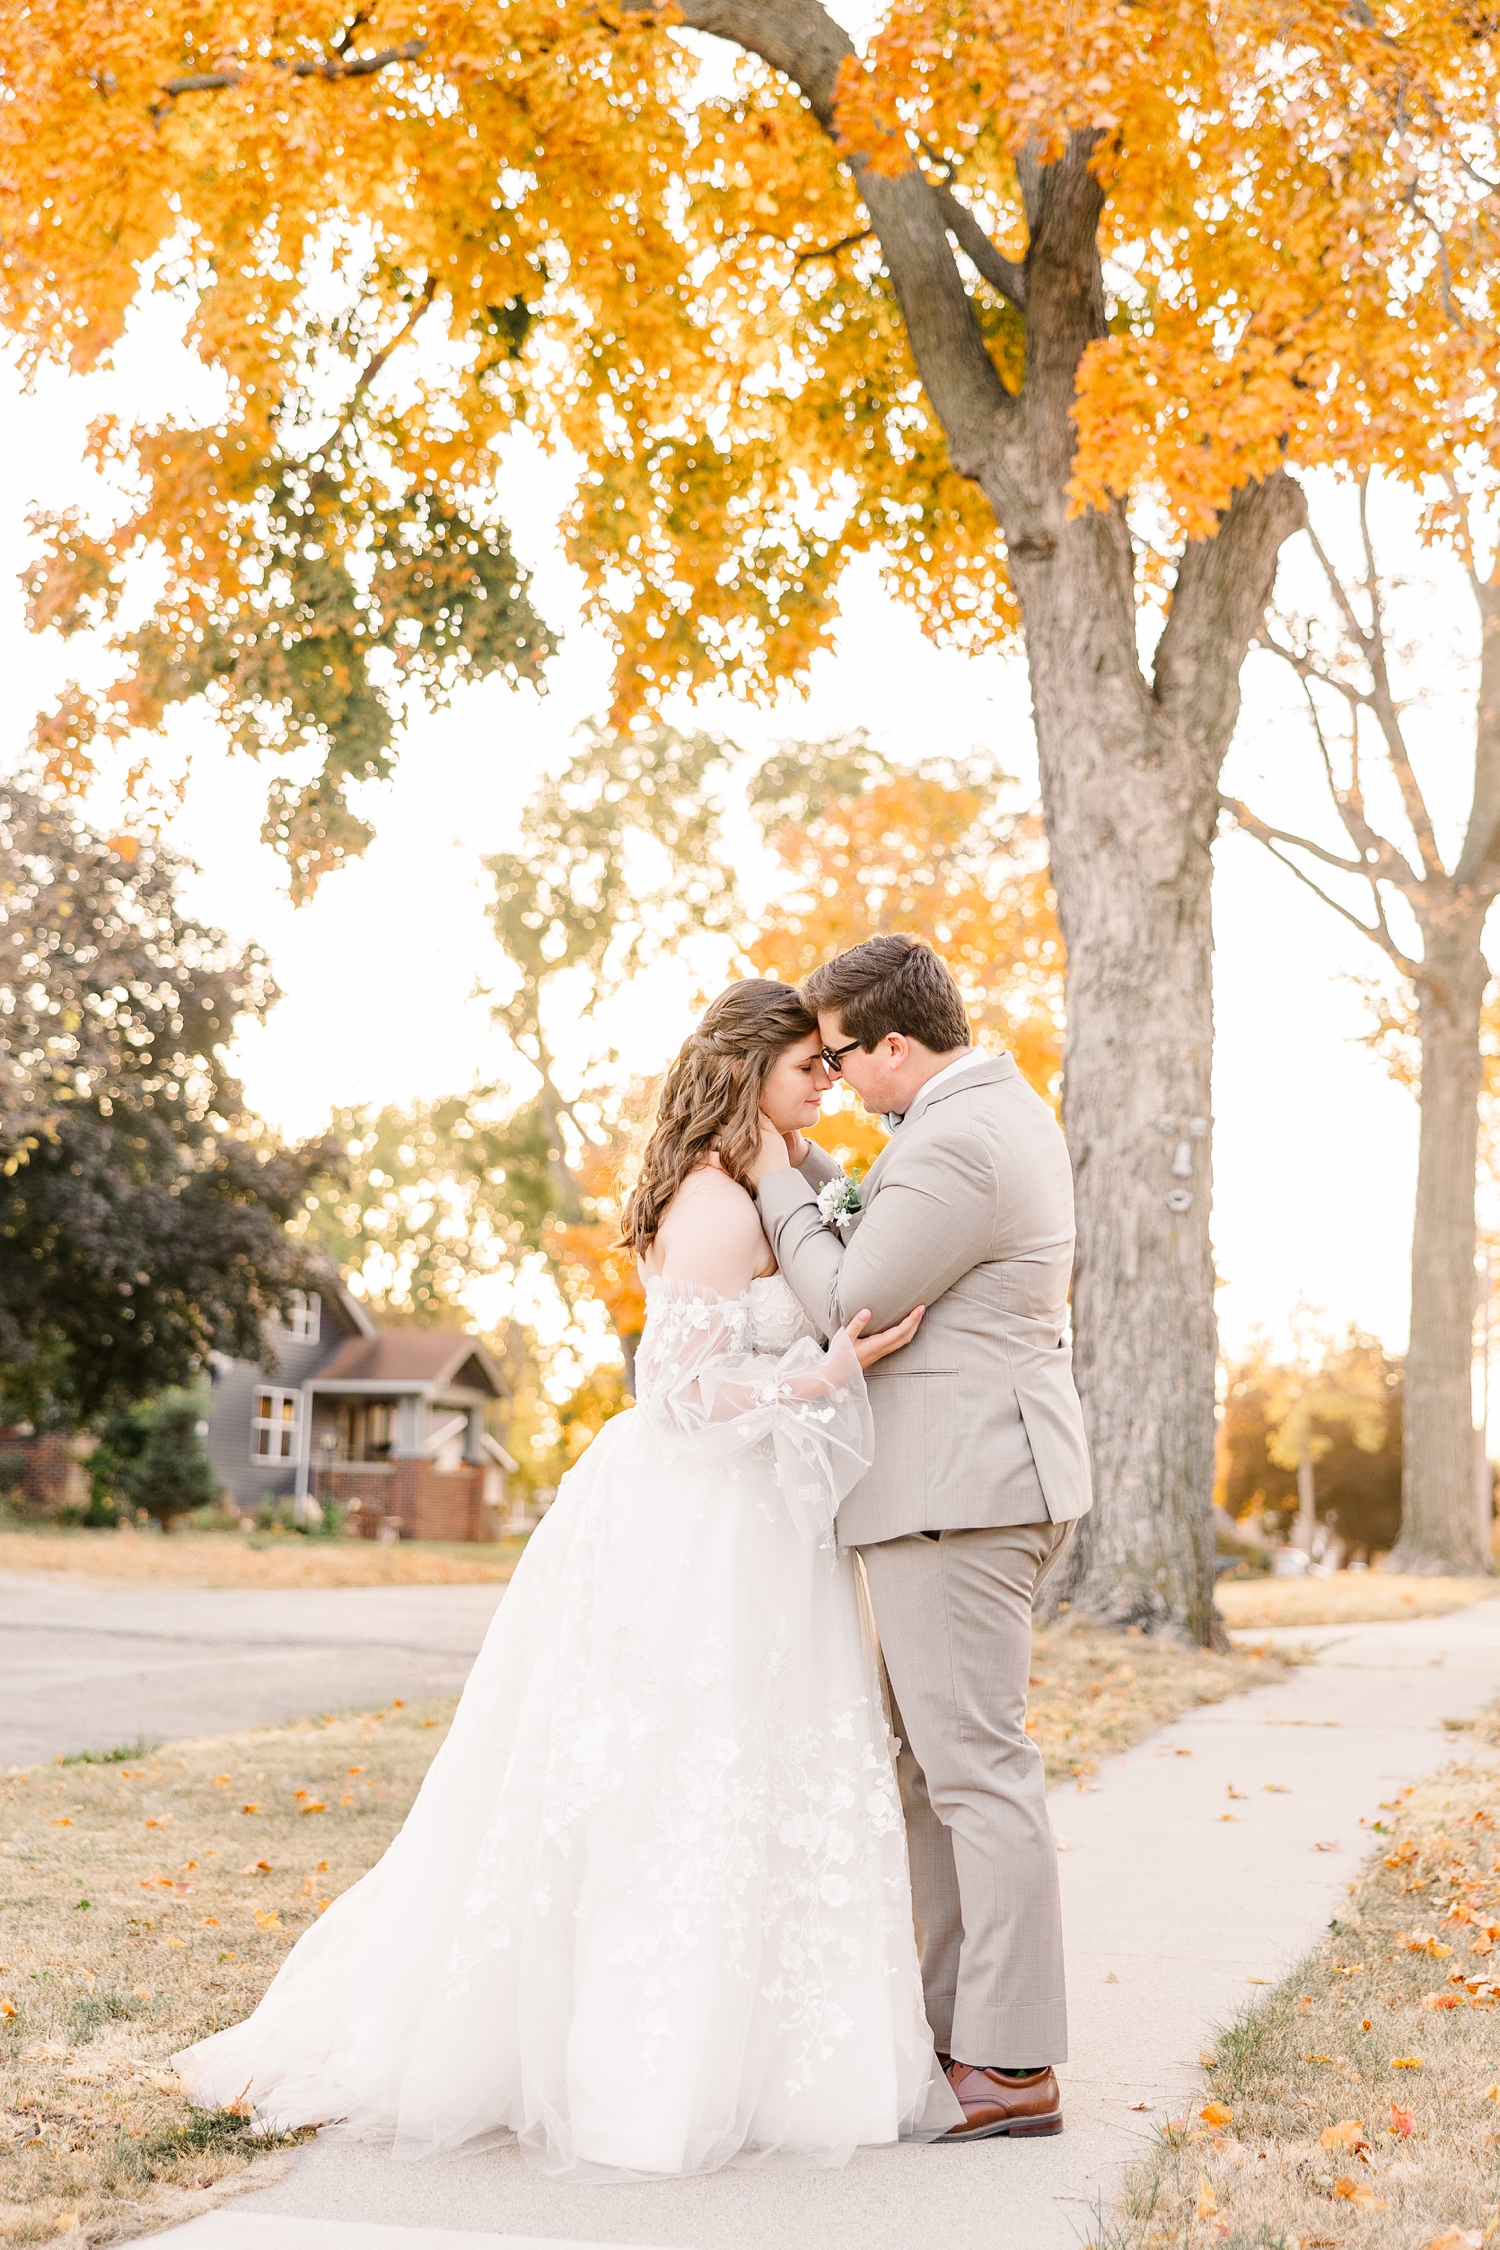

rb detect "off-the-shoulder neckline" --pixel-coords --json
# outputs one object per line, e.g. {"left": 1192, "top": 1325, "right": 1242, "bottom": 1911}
{"left": 643, "top": 1273, "right": 786, "bottom": 1306}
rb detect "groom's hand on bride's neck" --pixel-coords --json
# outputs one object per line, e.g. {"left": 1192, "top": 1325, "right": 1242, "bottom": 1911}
{"left": 748, "top": 1112, "right": 795, "bottom": 1185}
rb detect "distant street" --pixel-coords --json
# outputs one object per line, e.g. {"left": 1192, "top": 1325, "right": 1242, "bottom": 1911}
{"left": 0, "top": 1572, "right": 506, "bottom": 1767}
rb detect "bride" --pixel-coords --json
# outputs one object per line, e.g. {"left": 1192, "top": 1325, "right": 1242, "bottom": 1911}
{"left": 175, "top": 978, "right": 960, "bottom": 2178}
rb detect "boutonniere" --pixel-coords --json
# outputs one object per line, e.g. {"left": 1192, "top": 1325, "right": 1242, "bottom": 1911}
{"left": 815, "top": 1176, "right": 861, "bottom": 1228}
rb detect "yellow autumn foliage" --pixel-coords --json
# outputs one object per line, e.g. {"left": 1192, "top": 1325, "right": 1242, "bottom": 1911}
{"left": 1, "top": 3, "right": 1496, "bottom": 881}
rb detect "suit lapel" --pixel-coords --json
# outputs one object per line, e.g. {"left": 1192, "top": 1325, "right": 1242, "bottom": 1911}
{"left": 858, "top": 1055, "right": 1016, "bottom": 1207}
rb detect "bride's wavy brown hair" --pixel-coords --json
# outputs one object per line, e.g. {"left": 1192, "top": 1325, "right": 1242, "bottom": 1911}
{"left": 618, "top": 979, "right": 818, "bottom": 1255}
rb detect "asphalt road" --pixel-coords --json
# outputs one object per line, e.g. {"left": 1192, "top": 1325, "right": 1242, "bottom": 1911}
{"left": 0, "top": 1573, "right": 505, "bottom": 1768}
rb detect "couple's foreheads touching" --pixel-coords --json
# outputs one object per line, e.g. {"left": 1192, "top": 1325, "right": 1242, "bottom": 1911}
{"left": 620, "top": 934, "right": 975, "bottom": 1256}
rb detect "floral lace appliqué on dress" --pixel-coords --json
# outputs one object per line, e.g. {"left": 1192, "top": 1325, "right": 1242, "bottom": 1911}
{"left": 174, "top": 1273, "right": 957, "bottom": 2178}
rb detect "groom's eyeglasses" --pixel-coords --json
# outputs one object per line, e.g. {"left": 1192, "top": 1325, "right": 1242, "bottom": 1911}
{"left": 820, "top": 1038, "right": 862, "bottom": 1075}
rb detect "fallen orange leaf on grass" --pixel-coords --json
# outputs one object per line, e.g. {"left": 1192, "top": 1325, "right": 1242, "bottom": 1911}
{"left": 1333, "top": 2177, "right": 1388, "bottom": 2207}
{"left": 51, "top": 1818, "right": 72, "bottom": 1827}
{"left": 1400, "top": 1931, "right": 1453, "bottom": 1958}
{"left": 300, "top": 1802, "right": 327, "bottom": 1815}
{"left": 1421, "top": 1992, "right": 1461, "bottom": 2009}
{"left": 1200, "top": 2103, "right": 1233, "bottom": 2127}
{"left": 1196, "top": 2178, "right": 1219, "bottom": 2219}
{"left": 241, "top": 1804, "right": 260, "bottom": 1814}
{"left": 253, "top": 1910, "right": 282, "bottom": 1930}
{"left": 1389, "top": 2102, "right": 1414, "bottom": 2136}
{"left": 1, "top": 2001, "right": 16, "bottom": 2019}
{"left": 1391, "top": 2056, "right": 1424, "bottom": 2069}
{"left": 1320, "top": 2119, "right": 1369, "bottom": 2154}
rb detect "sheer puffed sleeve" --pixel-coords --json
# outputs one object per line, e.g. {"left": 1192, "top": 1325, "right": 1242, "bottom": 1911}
{"left": 634, "top": 1279, "right": 873, "bottom": 1549}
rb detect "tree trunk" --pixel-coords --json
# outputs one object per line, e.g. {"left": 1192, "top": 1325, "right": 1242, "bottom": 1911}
{"left": 1296, "top": 1455, "right": 1316, "bottom": 1551}
{"left": 1391, "top": 936, "right": 1491, "bottom": 1574}
{"left": 653, "top": 5, "right": 1310, "bottom": 1639}
{"left": 996, "top": 516, "right": 1223, "bottom": 1637}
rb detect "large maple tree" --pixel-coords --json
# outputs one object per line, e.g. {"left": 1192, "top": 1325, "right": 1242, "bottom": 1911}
{"left": 4, "top": 1, "right": 1495, "bottom": 1633}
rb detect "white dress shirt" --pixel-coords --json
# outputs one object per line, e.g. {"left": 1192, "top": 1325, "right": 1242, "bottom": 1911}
{"left": 888, "top": 1046, "right": 992, "bottom": 1131}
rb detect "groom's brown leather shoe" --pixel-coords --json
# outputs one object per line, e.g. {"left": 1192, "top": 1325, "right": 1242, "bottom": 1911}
{"left": 939, "top": 2062, "right": 1062, "bottom": 2141}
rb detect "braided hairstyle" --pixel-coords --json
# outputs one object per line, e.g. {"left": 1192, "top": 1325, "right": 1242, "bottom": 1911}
{"left": 618, "top": 979, "right": 818, "bottom": 1255}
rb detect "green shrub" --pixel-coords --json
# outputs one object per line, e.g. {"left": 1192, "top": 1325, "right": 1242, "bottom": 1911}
{"left": 103, "top": 1391, "right": 218, "bottom": 1530}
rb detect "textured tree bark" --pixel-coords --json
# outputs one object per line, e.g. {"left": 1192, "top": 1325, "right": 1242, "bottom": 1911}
{"left": 643, "top": 0, "right": 1310, "bottom": 1637}
{"left": 1393, "top": 935, "right": 1490, "bottom": 1573}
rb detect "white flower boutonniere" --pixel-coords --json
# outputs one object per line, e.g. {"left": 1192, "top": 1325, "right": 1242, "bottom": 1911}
{"left": 815, "top": 1176, "right": 861, "bottom": 1228}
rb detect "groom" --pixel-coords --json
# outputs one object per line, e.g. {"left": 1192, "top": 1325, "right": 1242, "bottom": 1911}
{"left": 751, "top": 934, "right": 1093, "bottom": 2143}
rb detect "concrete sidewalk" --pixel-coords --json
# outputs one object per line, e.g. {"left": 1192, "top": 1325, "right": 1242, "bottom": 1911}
{"left": 137, "top": 1594, "right": 1500, "bottom": 2250}
{"left": 0, "top": 1574, "right": 505, "bottom": 1767}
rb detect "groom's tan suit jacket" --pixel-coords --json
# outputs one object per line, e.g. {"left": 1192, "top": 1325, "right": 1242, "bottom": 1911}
{"left": 756, "top": 1053, "right": 1093, "bottom": 1550}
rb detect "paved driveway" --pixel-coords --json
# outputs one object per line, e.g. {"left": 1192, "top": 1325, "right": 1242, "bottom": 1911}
{"left": 0, "top": 1572, "right": 504, "bottom": 1767}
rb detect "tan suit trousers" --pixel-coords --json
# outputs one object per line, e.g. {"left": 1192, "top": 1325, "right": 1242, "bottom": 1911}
{"left": 859, "top": 1519, "right": 1074, "bottom": 2067}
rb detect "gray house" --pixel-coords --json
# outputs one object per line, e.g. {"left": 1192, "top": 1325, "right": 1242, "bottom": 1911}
{"left": 207, "top": 1279, "right": 516, "bottom": 1541}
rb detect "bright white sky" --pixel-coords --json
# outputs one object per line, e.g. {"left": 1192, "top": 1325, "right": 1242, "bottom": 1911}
{"left": 0, "top": 303, "right": 1482, "bottom": 1378}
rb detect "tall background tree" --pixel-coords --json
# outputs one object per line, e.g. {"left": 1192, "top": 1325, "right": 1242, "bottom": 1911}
{"left": 1218, "top": 1325, "right": 1404, "bottom": 1563}
{"left": 1229, "top": 479, "right": 1500, "bottom": 1574}
{"left": 6, "top": 2, "right": 1496, "bottom": 1630}
{"left": 0, "top": 788, "right": 331, "bottom": 1427}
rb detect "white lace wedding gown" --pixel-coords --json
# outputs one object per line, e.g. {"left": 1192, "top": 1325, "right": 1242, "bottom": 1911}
{"left": 175, "top": 1274, "right": 958, "bottom": 2178}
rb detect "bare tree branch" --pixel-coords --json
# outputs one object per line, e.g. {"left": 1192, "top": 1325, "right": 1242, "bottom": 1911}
{"left": 1258, "top": 625, "right": 1373, "bottom": 712}
{"left": 933, "top": 185, "right": 1027, "bottom": 310}
{"left": 154, "top": 36, "right": 426, "bottom": 117}
{"left": 794, "top": 227, "right": 873, "bottom": 269}
{"left": 344, "top": 273, "right": 437, "bottom": 416}
{"left": 1221, "top": 797, "right": 1417, "bottom": 974}
{"left": 1353, "top": 479, "right": 1444, "bottom": 878}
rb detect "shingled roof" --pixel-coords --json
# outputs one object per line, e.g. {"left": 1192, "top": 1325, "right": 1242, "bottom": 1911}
{"left": 311, "top": 1332, "right": 504, "bottom": 1396}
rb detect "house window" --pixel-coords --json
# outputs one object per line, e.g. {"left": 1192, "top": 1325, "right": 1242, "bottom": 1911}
{"left": 283, "top": 1291, "right": 321, "bottom": 1343}
{"left": 252, "top": 1389, "right": 300, "bottom": 1461}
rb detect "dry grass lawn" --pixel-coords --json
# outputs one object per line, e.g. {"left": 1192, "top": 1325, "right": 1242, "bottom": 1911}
{"left": 0, "top": 1528, "right": 522, "bottom": 1590}
{"left": 0, "top": 1699, "right": 451, "bottom": 2244}
{"left": 1215, "top": 1574, "right": 1499, "bottom": 1633}
{"left": 0, "top": 1618, "right": 1286, "bottom": 2244}
{"left": 1026, "top": 1623, "right": 1287, "bottom": 1782}
{"left": 1096, "top": 1714, "right": 1500, "bottom": 2250}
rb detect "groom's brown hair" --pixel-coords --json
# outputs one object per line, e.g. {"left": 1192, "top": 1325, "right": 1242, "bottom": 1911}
{"left": 801, "top": 934, "right": 971, "bottom": 1054}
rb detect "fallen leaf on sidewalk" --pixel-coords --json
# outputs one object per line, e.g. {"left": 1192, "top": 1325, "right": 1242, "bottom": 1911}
{"left": 1264, "top": 1783, "right": 1291, "bottom": 1792}
{"left": 1313, "top": 1840, "right": 1341, "bottom": 1852}
{"left": 1104, "top": 1972, "right": 1119, "bottom": 1983}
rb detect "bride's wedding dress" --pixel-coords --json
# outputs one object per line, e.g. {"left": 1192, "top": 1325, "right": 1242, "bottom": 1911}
{"left": 175, "top": 1272, "right": 958, "bottom": 2178}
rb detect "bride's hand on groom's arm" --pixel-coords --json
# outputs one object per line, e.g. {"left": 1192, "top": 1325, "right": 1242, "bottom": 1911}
{"left": 842, "top": 1305, "right": 924, "bottom": 1370}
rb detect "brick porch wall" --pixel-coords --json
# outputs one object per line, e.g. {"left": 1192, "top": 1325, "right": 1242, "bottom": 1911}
{"left": 0, "top": 1430, "right": 90, "bottom": 1512}
{"left": 314, "top": 1461, "right": 496, "bottom": 1543}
